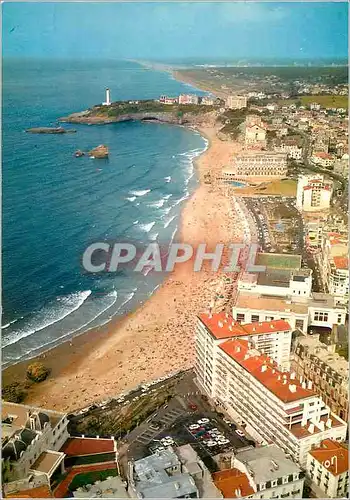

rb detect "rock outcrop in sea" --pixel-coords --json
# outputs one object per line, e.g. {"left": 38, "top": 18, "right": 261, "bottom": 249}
{"left": 26, "top": 127, "right": 76, "bottom": 134}
{"left": 88, "top": 144, "right": 109, "bottom": 159}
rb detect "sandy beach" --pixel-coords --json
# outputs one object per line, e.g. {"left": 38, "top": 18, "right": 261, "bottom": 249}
{"left": 3, "top": 126, "right": 243, "bottom": 412}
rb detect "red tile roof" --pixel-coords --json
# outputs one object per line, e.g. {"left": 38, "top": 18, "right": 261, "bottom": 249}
{"left": 213, "top": 468, "right": 255, "bottom": 498}
{"left": 333, "top": 256, "right": 348, "bottom": 270}
{"left": 309, "top": 439, "right": 348, "bottom": 476}
{"left": 60, "top": 437, "right": 114, "bottom": 456}
{"left": 219, "top": 338, "right": 316, "bottom": 403}
{"left": 198, "top": 313, "right": 291, "bottom": 340}
{"left": 6, "top": 486, "right": 53, "bottom": 498}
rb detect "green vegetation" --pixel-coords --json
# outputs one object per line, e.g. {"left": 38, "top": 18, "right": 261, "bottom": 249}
{"left": 336, "top": 345, "right": 348, "bottom": 361}
{"left": 94, "top": 100, "right": 215, "bottom": 118}
{"left": 277, "top": 94, "right": 348, "bottom": 109}
{"left": 237, "top": 179, "right": 297, "bottom": 197}
{"left": 2, "top": 458, "right": 14, "bottom": 483}
{"left": 2, "top": 381, "right": 27, "bottom": 403}
{"left": 256, "top": 252, "right": 301, "bottom": 270}
{"left": 66, "top": 453, "right": 116, "bottom": 467}
{"left": 68, "top": 468, "right": 118, "bottom": 491}
{"left": 71, "top": 385, "right": 175, "bottom": 437}
{"left": 218, "top": 108, "right": 247, "bottom": 138}
{"left": 26, "top": 362, "right": 51, "bottom": 383}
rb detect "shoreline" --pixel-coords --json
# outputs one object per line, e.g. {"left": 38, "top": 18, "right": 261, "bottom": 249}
{"left": 3, "top": 67, "right": 244, "bottom": 412}
{"left": 3, "top": 125, "right": 242, "bottom": 412}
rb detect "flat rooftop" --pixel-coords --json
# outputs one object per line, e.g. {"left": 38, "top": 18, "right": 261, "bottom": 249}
{"left": 234, "top": 293, "right": 309, "bottom": 315}
{"left": 256, "top": 252, "right": 302, "bottom": 270}
{"left": 31, "top": 451, "right": 64, "bottom": 475}
{"left": 257, "top": 269, "right": 291, "bottom": 288}
{"left": 235, "top": 445, "right": 301, "bottom": 483}
{"left": 2, "top": 402, "right": 64, "bottom": 435}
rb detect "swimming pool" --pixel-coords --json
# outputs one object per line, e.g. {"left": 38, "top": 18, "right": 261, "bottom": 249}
{"left": 231, "top": 181, "right": 246, "bottom": 187}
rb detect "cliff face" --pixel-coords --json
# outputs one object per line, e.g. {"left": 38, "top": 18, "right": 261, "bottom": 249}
{"left": 60, "top": 110, "right": 218, "bottom": 128}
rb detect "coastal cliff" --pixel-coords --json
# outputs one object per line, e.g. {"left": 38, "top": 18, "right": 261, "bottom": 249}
{"left": 60, "top": 100, "right": 218, "bottom": 128}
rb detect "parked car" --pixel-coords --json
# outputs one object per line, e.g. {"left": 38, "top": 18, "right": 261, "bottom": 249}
{"left": 198, "top": 418, "right": 210, "bottom": 425}
{"left": 235, "top": 429, "right": 245, "bottom": 437}
{"left": 189, "top": 424, "right": 200, "bottom": 431}
{"left": 188, "top": 402, "right": 197, "bottom": 411}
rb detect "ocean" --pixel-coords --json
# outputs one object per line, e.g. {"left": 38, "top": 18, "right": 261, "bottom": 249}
{"left": 2, "top": 59, "right": 207, "bottom": 367}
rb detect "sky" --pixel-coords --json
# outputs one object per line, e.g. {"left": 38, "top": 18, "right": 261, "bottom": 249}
{"left": 2, "top": 2, "right": 348, "bottom": 61}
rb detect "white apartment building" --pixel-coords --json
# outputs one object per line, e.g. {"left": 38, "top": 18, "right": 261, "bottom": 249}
{"left": 233, "top": 151, "right": 288, "bottom": 178}
{"left": 321, "top": 232, "right": 349, "bottom": 304}
{"left": 159, "top": 95, "right": 178, "bottom": 105}
{"left": 296, "top": 174, "right": 333, "bottom": 212}
{"left": 274, "top": 143, "right": 303, "bottom": 160}
{"left": 178, "top": 94, "right": 199, "bottom": 105}
{"left": 213, "top": 445, "right": 305, "bottom": 499}
{"left": 232, "top": 292, "right": 347, "bottom": 334}
{"left": 2, "top": 402, "right": 69, "bottom": 485}
{"left": 196, "top": 313, "right": 292, "bottom": 371}
{"left": 226, "top": 95, "right": 247, "bottom": 109}
{"left": 305, "top": 220, "right": 324, "bottom": 249}
{"left": 238, "top": 268, "right": 313, "bottom": 299}
{"left": 306, "top": 439, "right": 348, "bottom": 498}
{"left": 311, "top": 152, "right": 335, "bottom": 169}
{"left": 195, "top": 314, "right": 347, "bottom": 467}
{"left": 201, "top": 96, "right": 216, "bottom": 106}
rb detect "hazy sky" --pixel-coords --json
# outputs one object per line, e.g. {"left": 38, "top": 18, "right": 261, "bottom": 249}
{"left": 2, "top": 2, "right": 348, "bottom": 60}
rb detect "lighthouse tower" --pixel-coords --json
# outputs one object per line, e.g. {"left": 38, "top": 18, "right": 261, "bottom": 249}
{"left": 103, "top": 88, "right": 111, "bottom": 106}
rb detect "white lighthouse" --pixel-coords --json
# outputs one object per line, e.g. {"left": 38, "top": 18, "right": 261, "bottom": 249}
{"left": 103, "top": 88, "right": 111, "bottom": 106}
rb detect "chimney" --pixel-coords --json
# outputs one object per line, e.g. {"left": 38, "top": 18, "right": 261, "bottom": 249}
{"left": 308, "top": 423, "right": 315, "bottom": 434}
{"left": 318, "top": 421, "right": 325, "bottom": 431}
{"left": 235, "top": 489, "right": 242, "bottom": 497}
{"left": 299, "top": 375, "right": 303, "bottom": 383}
{"left": 261, "top": 365, "right": 267, "bottom": 373}
{"left": 307, "top": 381, "right": 312, "bottom": 389}
{"left": 283, "top": 379, "right": 287, "bottom": 385}
{"left": 326, "top": 419, "right": 332, "bottom": 428}
{"left": 225, "top": 313, "right": 229, "bottom": 318}
{"left": 252, "top": 327, "right": 256, "bottom": 332}
{"left": 290, "top": 372, "right": 296, "bottom": 380}
{"left": 218, "top": 321, "right": 223, "bottom": 328}
{"left": 289, "top": 384, "right": 297, "bottom": 393}
{"left": 302, "top": 382, "right": 306, "bottom": 389}
{"left": 277, "top": 375, "right": 281, "bottom": 381}
{"left": 236, "top": 346, "right": 241, "bottom": 353}
{"left": 229, "top": 326, "right": 232, "bottom": 331}
{"left": 270, "top": 324, "right": 275, "bottom": 329}
{"left": 209, "top": 313, "right": 212, "bottom": 319}
{"left": 272, "top": 369, "right": 275, "bottom": 374}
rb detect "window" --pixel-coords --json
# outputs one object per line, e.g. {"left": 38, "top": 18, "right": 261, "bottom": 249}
{"left": 314, "top": 312, "right": 328, "bottom": 322}
{"left": 271, "top": 480, "right": 277, "bottom": 487}
{"left": 251, "top": 315, "right": 259, "bottom": 322}
{"left": 337, "top": 314, "right": 342, "bottom": 324}
{"left": 282, "top": 476, "right": 288, "bottom": 484}
{"left": 266, "top": 316, "right": 274, "bottom": 321}
{"left": 260, "top": 483, "right": 266, "bottom": 491}
{"left": 237, "top": 313, "right": 245, "bottom": 323}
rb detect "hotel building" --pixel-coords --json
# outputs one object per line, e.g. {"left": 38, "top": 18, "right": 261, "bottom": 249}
{"left": 292, "top": 336, "right": 348, "bottom": 422}
{"left": 296, "top": 174, "right": 333, "bottom": 212}
{"left": 226, "top": 95, "right": 247, "bottom": 109}
{"left": 232, "top": 292, "right": 347, "bottom": 335}
{"left": 195, "top": 313, "right": 347, "bottom": 467}
{"left": 178, "top": 94, "right": 199, "bottom": 105}
{"left": 233, "top": 151, "right": 288, "bottom": 178}
{"left": 2, "top": 402, "right": 69, "bottom": 489}
{"left": 306, "top": 439, "right": 348, "bottom": 498}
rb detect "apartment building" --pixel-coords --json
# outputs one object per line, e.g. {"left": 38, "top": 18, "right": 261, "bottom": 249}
{"left": 233, "top": 151, "right": 288, "bottom": 178}
{"left": 306, "top": 440, "right": 348, "bottom": 498}
{"left": 159, "top": 95, "right": 178, "bottom": 105}
{"left": 321, "top": 232, "right": 349, "bottom": 303}
{"left": 305, "top": 220, "right": 324, "bottom": 249}
{"left": 2, "top": 402, "right": 69, "bottom": 485}
{"left": 292, "top": 336, "right": 348, "bottom": 422}
{"left": 196, "top": 313, "right": 293, "bottom": 370}
{"left": 178, "top": 94, "right": 199, "bottom": 105}
{"left": 311, "top": 152, "right": 335, "bottom": 169}
{"left": 201, "top": 96, "right": 216, "bottom": 106}
{"left": 213, "top": 445, "right": 304, "bottom": 499}
{"left": 195, "top": 314, "right": 347, "bottom": 467}
{"left": 232, "top": 292, "right": 347, "bottom": 334}
{"left": 296, "top": 174, "right": 333, "bottom": 212}
{"left": 226, "top": 95, "right": 247, "bottom": 109}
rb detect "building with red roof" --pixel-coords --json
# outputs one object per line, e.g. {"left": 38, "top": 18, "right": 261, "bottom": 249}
{"left": 195, "top": 314, "right": 347, "bottom": 467}
{"left": 306, "top": 439, "right": 349, "bottom": 497}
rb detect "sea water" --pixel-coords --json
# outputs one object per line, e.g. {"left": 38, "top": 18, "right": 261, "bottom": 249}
{"left": 2, "top": 59, "right": 207, "bottom": 366}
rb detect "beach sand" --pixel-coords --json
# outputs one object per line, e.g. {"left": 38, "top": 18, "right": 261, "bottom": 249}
{"left": 3, "top": 126, "right": 243, "bottom": 412}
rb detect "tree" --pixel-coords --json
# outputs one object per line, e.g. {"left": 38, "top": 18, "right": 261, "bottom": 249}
{"left": 26, "top": 362, "right": 51, "bottom": 383}
{"left": 2, "top": 382, "right": 27, "bottom": 403}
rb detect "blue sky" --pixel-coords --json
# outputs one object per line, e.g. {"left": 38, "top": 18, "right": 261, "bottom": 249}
{"left": 2, "top": 2, "right": 348, "bottom": 61}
